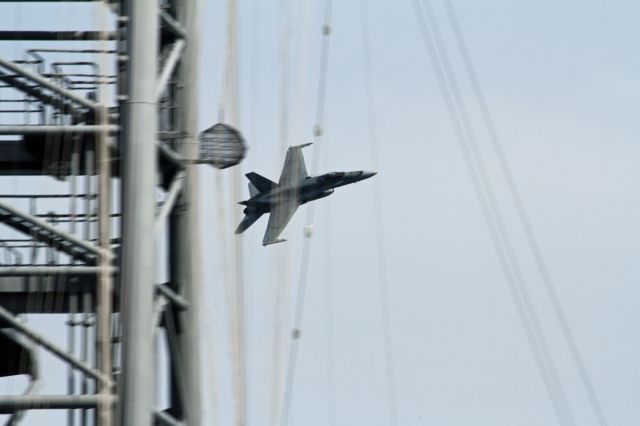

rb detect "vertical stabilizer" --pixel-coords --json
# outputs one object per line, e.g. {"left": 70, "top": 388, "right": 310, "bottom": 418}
{"left": 248, "top": 182, "right": 259, "bottom": 198}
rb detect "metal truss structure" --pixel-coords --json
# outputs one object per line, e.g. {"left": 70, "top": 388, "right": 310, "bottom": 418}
{"left": 0, "top": 1, "right": 204, "bottom": 425}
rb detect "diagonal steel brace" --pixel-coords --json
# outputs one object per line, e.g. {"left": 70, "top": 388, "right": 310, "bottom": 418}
{"left": 0, "top": 200, "right": 112, "bottom": 265}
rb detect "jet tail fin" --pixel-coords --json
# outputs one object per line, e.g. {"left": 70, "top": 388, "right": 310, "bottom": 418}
{"left": 235, "top": 212, "right": 263, "bottom": 235}
{"left": 246, "top": 172, "right": 277, "bottom": 193}
{"left": 248, "top": 182, "right": 259, "bottom": 198}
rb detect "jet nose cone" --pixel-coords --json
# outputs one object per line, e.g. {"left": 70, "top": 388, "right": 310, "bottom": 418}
{"left": 361, "top": 171, "right": 377, "bottom": 180}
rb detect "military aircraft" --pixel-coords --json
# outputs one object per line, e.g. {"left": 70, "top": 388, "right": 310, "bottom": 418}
{"left": 235, "top": 143, "right": 376, "bottom": 245}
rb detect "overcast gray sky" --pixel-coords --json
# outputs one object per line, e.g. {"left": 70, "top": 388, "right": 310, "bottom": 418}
{"left": 1, "top": 1, "right": 638, "bottom": 425}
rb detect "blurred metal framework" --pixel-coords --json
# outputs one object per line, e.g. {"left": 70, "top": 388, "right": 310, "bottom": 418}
{"left": 0, "top": 1, "right": 203, "bottom": 425}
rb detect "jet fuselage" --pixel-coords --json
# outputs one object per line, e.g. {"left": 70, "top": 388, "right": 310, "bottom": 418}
{"left": 240, "top": 171, "right": 376, "bottom": 214}
{"left": 236, "top": 143, "right": 376, "bottom": 245}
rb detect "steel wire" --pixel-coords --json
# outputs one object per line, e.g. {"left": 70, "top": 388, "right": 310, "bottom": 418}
{"left": 412, "top": 0, "right": 577, "bottom": 424}
{"left": 441, "top": 2, "right": 609, "bottom": 424}
{"left": 280, "top": 1, "right": 334, "bottom": 425}
{"left": 360, "top": 2, "right": 399, "bottom": 425}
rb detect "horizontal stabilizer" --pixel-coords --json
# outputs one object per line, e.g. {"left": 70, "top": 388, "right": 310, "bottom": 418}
{"left": 263, "top": 238, "right": 286, "bottom": 246}
{"left": 289, "top": 142, "right": 312, "bottom": 150}
{"left": 235, "top": 212, "right": 263, "bottom": 235}
{"left": 246, "top": 172, "right": 276, "bottom": 193}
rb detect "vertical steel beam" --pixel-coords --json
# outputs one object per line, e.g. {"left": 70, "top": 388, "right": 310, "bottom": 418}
{"left": 96, "top": 1, "right": 113, "bottom": 424}
{"left": 117, "top": 0, "right": 158, "bottom": 424}
{"left": 170, "top": 0, "right": 204, "bottom": 424}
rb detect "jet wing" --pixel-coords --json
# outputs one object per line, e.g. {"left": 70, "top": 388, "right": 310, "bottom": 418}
{"left": 262, "top": 200, "right": 298, "bottom": 246}
{"left": 278, "top": 143, "right": 311, "bottom": 186}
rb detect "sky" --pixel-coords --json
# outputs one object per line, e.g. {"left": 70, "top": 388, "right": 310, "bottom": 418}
{"left": 1, "top": 1, "right": 639, "bottom": 425}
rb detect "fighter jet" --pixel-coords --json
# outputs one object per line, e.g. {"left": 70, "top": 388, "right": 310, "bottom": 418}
{"left": 235, "top": 143, "right": 376, "bottom": 245}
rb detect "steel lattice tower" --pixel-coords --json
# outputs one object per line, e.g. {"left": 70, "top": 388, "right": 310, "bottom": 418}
{"left": 0, "top": 1, "right": 204, "bottom": 424}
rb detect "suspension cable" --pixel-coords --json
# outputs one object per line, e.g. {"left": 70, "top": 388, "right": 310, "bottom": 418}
{"left": 323, "top": 202, "right": 337, "bottom": 426}
{"left": 411, "top": 1, "right": 576, "bottom": 424}
{"left": 271, "top": 1, "right": 293, "bottom": 425}
{"left": 280, "top": 1, "right": 334, "bottom": 425}
{"left": 360, "top": 2, "right": 399, "bottom": 425}
{"left": 440, "top": 2, "right": 609, "bottom": 424}
{"left": 219, "top": 0, "right": 247, "bottom": 423}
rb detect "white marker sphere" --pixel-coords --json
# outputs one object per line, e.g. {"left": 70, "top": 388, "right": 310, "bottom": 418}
{"left": 304, "top": 224, "right": 314, "bottom": 238}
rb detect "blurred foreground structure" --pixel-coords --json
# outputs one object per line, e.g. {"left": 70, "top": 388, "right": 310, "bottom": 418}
{"left": 0, "top": 1, "right": 205, "bottom": 424}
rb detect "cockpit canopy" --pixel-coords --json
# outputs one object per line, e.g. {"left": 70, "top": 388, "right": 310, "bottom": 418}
{"left": 321, "top": 172, "right": 345, "bottom": 181}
